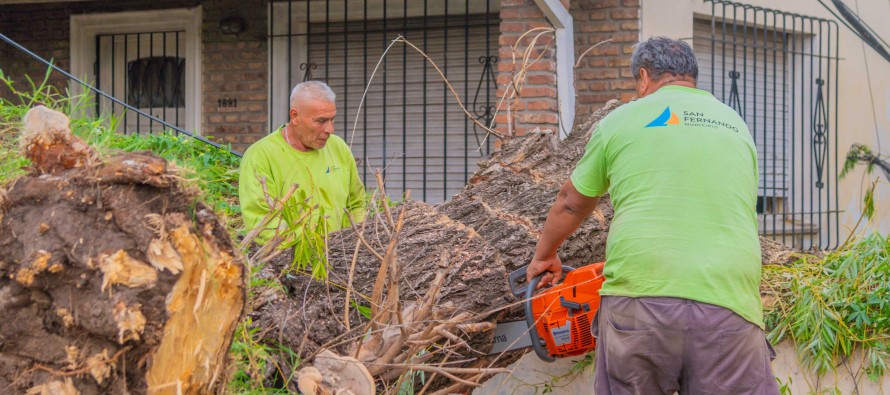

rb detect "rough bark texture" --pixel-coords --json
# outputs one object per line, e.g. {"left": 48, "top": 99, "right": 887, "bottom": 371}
{"left": 254, "top": 99, "right": 799, "bottom": 389}
{"left": 0, "top": 107, "right": 245, "bottom": 395}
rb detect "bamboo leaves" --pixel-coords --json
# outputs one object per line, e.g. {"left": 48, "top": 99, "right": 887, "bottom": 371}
{"left": 765, "top": 233, "right": 890, "bottom": 385}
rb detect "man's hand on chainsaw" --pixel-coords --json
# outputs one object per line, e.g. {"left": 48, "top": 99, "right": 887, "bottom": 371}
{"left": 527, "top": 256, "right": 563, "bottom": 290}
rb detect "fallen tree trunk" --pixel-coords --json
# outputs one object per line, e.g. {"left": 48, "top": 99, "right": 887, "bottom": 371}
{"left": 253, "top": 100, "right": 800, "bottom": 392}
{"left": 0, "top": 106, "right": 245, "bottom": 394}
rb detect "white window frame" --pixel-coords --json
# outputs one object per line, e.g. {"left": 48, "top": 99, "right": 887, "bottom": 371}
{"left": 534, "top": 0, "right": 575, "bottom": 138}
{"left": 70, "top": 7, "right": 203, "bottom": 134}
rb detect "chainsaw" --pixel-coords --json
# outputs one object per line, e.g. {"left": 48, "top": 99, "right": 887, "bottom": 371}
{"left": 489, "top": 262, "right": 606, "bottom": 362}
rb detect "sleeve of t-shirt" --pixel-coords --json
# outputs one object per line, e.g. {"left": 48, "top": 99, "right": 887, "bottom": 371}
{"left": 570, "top": 123, "right": 610, "bottom": 197}
{"left": 238, "top": 146, "right": 275, "bottom": 242}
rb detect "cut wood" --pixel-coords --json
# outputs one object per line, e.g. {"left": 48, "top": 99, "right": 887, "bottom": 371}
{"left": 0, "top": 106, "right": 245, "bottom": 394}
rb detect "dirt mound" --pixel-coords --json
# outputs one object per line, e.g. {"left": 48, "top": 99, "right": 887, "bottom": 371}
{"left": 0, "top": 106, "right": 244, "bottom": 394}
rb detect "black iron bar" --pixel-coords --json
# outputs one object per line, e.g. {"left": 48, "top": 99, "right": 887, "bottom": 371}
{"left": 443, "top": 0, "right": 448, "bottom": 200}
{"left": 382, "top": 0, "right": 388, "bottom": 186}
{"left": 771, "top": 12, "right": 779, "bottom": 243}
{"left": 423, "top": 0, "right": 428, "bottom": 201}
{"left": 807, "top": 18, "right": 814, "bottom": 244}
{"left": 780, "top": 15, "right": 788, "bottom": 246}
{"left": 362, "top": 0, "right": 368, "bottom": 186}
{"left": 325, "top": 0, "right": 330, "bottom": 82}
{"left": 464, "top": 0, "right": 469, "bottom": 185}
{"left": 827, "top": 21, "right": 841, "bottom": 248}
{"left": 485, "top": 0, "right": 491, "bottom": 157}
{"left": 403, "top": 0, "right": 408, "bottom": 194}
{"left": 124, "top": 34, "right": 129, "bottom": 133}
{"left": 176, "top": 31, "right": 180, "bottom": 128}
{"left": 721, "top": 3, "right": 727, "bottom": 102}
{"left": 343, "top": 0, "right": 348, "bottom": 140}
{"left": 95, "top": 35, "right": 101, "bottom": 117}
{"left": 743, "top": 5, "right": 749, "bottom": 129}
{"left": 137, "top": 33, "right": 142, "bottom": 134}
{"left": 268, "top": 2, "right": 273, "bottom": 130}
{"left": 162, "top": 32, "right": 167, "bottom": 130}
{"left": 711, "top": 2, "right": 716, "bottom": 93}
{"left": 791, "top": 15, "right": 799, "bottom": 246}
{"left": 288, "top": 1, "right": 293, "bottom": 95}
{"left": 111, "top": 36, "right": 116, "bottom": 130}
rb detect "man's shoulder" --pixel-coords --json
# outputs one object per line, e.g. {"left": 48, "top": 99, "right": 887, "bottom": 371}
{"left": 243, "top": 130, "right": 284, "bottom": 158}
{"left": 595, "top": 98, "right": 651, "bottom": 133}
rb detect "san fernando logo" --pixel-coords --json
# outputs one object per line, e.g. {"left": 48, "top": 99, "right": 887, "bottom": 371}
{"left": 645, "top": 107, "right": 681, "bottom": 128}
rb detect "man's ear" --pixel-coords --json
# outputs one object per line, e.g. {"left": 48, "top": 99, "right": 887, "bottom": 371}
{"left": 638, "top": 68, "right": 650, "bottom": 93}
{"left": 289, "top": 107, "right": 299, "bottom": 123}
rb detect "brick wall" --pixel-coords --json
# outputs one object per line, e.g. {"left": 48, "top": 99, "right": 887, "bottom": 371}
{"left": 571, "top": 0, "right": 640, "bottom": 122}
{"left": 495, "top": 0, "right": 563, "bottom": 137}
{"left": 0, "top": 4, "right": 75, "bottom": 102}
{"left": 201, "top": 0, "right": 268, "bottom": 152}
{"left": 0, "top": 0, "right": 265, "bottom": 152}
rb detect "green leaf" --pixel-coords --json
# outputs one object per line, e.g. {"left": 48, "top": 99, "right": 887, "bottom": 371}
{"left": 351, "top": 300, "right": 372, "bottom": 319}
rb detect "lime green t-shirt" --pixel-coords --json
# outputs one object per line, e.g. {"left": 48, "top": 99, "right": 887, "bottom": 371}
{"left": 570, "top": 85, "right": 763, "bottom": 327}
{"left": 239, "top": 128, "right": 366, "bottom": 244}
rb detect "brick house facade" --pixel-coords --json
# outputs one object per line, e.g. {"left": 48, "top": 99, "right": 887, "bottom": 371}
{"left": 1, "top": 0, "right": 639, "bottom": 152}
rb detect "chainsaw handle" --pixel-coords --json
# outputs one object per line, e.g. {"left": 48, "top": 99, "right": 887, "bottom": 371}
{"left": 521, "top": 265, "right": 575, "bottom": 363}
{"left": 508, "top": 265, "right": 576, "bottom": 299}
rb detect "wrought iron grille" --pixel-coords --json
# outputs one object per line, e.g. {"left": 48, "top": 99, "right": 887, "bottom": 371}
{"left": 268, "top": 0, "right": 500, "bottom": 203}
{"left": 95, "top": 31, "right": 187, "bottom": 134}
{"left": 699, "top": 0, "right": 840, "bottom": 249}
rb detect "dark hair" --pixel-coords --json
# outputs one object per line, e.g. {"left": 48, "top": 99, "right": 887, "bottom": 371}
{"left": 631, "top": 37, "right": 698, "bottom": 81}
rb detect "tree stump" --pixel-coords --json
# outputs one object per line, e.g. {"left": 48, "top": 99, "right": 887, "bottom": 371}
{"left": 0, "top": 106, "right": 245, "bottom": 394}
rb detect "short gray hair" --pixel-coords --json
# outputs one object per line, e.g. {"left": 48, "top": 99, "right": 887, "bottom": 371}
{"left": 631, "top": 37, "right": 698, "bottom": 81}
{"left": 289, "top": 80, "right": 336, "bottom": 109}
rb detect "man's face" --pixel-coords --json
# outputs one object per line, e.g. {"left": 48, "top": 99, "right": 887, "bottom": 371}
{"left": 289, "top": 99, "right": 337, "bottom": 151}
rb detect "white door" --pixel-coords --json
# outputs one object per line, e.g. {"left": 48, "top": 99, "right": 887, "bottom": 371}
{"left": 70, "top": 7, "right": 202, "bottom": 135}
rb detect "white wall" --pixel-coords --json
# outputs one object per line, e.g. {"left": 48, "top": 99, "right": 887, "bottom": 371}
{"left": 641, "top": 0, "right": 890, "bottom": 241}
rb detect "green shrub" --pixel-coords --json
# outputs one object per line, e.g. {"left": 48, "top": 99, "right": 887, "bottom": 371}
{"left": 765, "top": 233, "right": 890, "bottom": 382}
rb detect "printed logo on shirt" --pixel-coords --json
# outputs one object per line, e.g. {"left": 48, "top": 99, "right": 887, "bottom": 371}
{"left": 681, "top": 111, "right": 740, "bottom": 133}
{"left": 645, "top": 107, "right": 681, "bottom": 127}
{"left": 326, "top": 165, "right": 342, "bottom": 174}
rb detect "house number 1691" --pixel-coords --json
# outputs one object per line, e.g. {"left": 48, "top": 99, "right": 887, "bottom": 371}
{"left": 218, "top": 98, "right": 238, "bottom": 108}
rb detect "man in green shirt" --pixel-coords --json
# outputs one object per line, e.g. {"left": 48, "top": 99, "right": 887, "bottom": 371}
{"left": 239, "top": 81, "right": 365, "bottom": 244}
{"left": 527, "top": 37, "right": 779, "bottom": 394}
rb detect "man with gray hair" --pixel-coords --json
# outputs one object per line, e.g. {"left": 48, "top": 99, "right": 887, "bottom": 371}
{"left": 239, "top": 81, "right": 366, "bottom": 244}
{"left": 526, "top": 37, "right": 779, "bottom": 393}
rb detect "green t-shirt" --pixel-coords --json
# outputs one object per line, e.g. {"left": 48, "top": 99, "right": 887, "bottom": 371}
{"left": 239, "top": 128, "right": 366, "bottom": 244}
{"left": 570, "top": 85, "right": 763, "bottom": 327}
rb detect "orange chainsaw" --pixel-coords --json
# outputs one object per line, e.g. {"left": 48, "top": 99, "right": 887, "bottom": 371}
{"left": 497, "top": 262, "right": 606, "bottom": 362}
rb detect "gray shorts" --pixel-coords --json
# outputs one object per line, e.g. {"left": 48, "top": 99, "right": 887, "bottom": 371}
{"left": 593, "top": 295, "right": 779, "bottom": 395}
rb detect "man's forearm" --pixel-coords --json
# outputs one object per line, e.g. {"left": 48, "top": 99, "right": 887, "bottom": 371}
{"left": 534, "top": 182, "right": 601, "bottom": 260}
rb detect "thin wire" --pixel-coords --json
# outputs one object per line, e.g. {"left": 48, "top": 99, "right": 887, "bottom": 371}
{"left": 0, "top": 32, "right": 240, "bottom": 156}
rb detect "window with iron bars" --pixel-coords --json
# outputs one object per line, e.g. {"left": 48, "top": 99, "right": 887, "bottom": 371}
{"left": 697, "top": 0, "right": 840, "bottom": 249}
